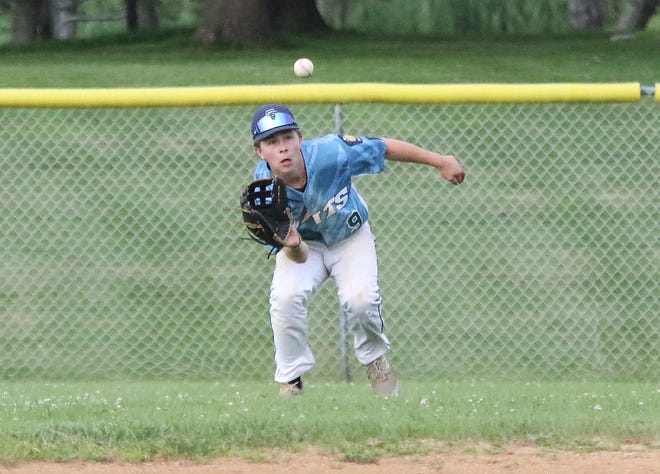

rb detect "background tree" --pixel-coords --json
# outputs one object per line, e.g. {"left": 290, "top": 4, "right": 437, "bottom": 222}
{"left": 11, "top": 0, "right": 159, "bottom": 43}
{"left": 53, "top": 0, "right": 85, "bottom": 39}
{"left": 126, "top": 0, "right": 137, "bottom": 30}
{"left": 195, "top": 0, "right": 267, "bottom": 44}
{"left": 4, "top": 0, "right": 658, "bottom": 45}
{"left": 195, "top": 0, "right": 327, "bottom": 45}
{"left": 11, "top": 0, "right": 52, "bottom": 43}
{"left": 615, "top": 0, "right": 658, "bottom": 32}
{"left": 126, "top": 0, "right": 160, "bottom": 31}
{"left": 569, "top": 0, "right": 658, "bottom": 31}
{"left": 316, "top": 0, "right": 349, "bottom": 29}
{"left": 568, "top": 0, "right": 608, "bottom": 29}
{"left": 137, "top": 0, "right": 160, "bottom": 29}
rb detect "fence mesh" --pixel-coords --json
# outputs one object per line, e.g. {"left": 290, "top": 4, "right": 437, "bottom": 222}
{"left": 0, "top": 100, "right": 657, "bottom": 381}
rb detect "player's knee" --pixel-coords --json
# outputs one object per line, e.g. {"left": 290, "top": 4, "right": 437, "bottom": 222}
{"left": 270, "top": 288, "right": 307, "bottom": 315}
{"left": 340, "top": 289, "right": 380, "bottom": 319}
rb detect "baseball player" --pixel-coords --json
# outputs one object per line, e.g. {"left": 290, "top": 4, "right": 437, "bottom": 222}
{"left": 249, "top": 104, "right": 465, "bottom": 396}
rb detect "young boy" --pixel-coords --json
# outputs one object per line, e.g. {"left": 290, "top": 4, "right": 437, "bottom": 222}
{"left": 249, "top": 104, "right": 465, "bottom": 396}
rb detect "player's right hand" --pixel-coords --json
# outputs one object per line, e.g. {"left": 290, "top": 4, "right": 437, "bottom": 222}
{"left": 439, "top": 156, "right": 466, "bottom": 185}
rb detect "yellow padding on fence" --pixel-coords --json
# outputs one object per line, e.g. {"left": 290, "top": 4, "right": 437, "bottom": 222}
{"left": 0, "top": 82, "right": 641, "bottom": 108}
{"left": 656, "top": 83, "right": 660, "bottom": 102}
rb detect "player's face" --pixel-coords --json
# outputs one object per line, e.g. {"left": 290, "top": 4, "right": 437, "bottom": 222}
{"left": 254, "top": 130, "right": 304, "bottom": 179}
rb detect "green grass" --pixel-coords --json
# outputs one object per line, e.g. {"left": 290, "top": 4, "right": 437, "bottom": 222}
{"left": 0, "top": 28, "right": 658, "bottom": 87}
{"left": 0, "top": 380, "right": 657, "bottom": 463}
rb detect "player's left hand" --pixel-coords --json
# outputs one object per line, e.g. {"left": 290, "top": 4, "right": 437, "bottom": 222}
{"left": 282, "top": 222, "right": 309, "bottom": 263}
{"left": 283, "top": 222, "right": 303, "bottom": 247}
{"left": 439, "top": 156, "right": 466, "bottom": 185}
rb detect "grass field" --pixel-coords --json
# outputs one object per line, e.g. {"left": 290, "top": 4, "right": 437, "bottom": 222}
{"left": 1, "top": 380, "right": 657, "bottom": 463}
{"left": 0, "top": 28, "right": 658, "bottom": 86}
{"left": 0, "top": 30, "right": 658, "bottom": 464}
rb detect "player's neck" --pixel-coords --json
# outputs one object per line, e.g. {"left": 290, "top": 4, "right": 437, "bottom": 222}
{"left": 287, "top": 174, "right": 307, "bottom": 191}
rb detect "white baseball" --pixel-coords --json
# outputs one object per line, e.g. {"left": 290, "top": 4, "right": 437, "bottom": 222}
{"left": 293, "top": 58, "right": 314, "bottom": 78}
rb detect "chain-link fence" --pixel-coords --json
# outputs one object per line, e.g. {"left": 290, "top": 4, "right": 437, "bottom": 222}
{"left": 0, "top": 94, "right": 657, "bottom": 382}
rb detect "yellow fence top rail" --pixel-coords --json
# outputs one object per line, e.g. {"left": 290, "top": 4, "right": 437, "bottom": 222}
{"left": 0, "top": 82, "right": 643, "bottom": 108}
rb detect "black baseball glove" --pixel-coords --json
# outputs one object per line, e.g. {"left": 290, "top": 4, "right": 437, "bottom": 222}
{"left": 240, "top": 177, "right": 293, "bottom": 253}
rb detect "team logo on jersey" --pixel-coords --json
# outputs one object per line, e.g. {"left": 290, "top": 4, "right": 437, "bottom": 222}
{"left": 347, "top": 210, "right": 363, "bottom": 231}
{"left": 340, "top": 135, "right": 362, "bottom": 146}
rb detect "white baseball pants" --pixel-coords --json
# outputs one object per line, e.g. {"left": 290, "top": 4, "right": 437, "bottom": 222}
{"left": 269, "top": 223, "right": 391, "bottom": 383}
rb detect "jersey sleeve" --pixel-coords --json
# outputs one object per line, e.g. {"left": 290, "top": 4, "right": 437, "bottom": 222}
{"left": 336, "top": 135, "right": 387, "bottom": 177}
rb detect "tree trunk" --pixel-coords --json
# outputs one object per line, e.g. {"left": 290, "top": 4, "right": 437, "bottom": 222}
{"left": 126, "top": 0, "right": 138, "bottom": 31}
{"left": 36, "top": 0, "right": 52, "bottom": 38}
{"left": 195, "top": 0, "right": 269, "bottom": 44}
{"left": 53, "top": 0, "right": 82, "bottom": 39}
{"left": 568, "top": 0, "right": 607, "bottom": 30}
{"left": 195, "top": 0, "right": 328, "bottom": 45}
{"left": 137, "top": 0, "right": 160, "bottom": 29}
{"left": 267, "top": 0, "right": 328, "bottom": 32}
{"left": 126, "top": 0, "right": 160, "bottom": 31}
{"left": 11, "top": 0, "right": 51, "bottom": 43}
{"left": 615, "top": 0, "right": 658, "bottom": 31}
{"left": 316, "top": 0, "right": 349, "bottom": 29}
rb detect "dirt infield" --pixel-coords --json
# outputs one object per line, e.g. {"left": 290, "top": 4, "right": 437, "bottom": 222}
{"left": 2, "top": 446, "right": 659, "bottom": 474}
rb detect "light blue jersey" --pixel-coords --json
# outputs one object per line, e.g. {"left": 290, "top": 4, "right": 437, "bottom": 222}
{"left": 254, "top": 134, "right": 387, "bottom": 247}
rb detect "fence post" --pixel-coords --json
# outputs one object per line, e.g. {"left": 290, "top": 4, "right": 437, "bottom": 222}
{"left": 333, "top": 103, "right": 353, "bottom": 383}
